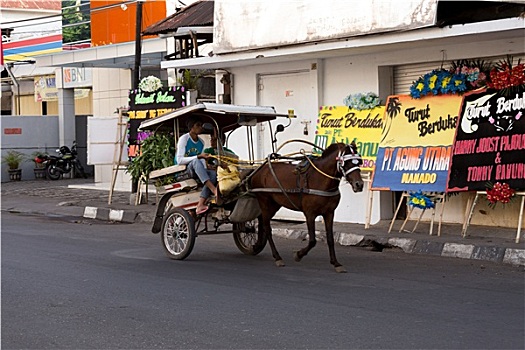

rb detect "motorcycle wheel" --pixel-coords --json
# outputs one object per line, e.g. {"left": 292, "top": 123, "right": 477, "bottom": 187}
{"left": 46, "top": 165, "right": 61, "bottom": 180}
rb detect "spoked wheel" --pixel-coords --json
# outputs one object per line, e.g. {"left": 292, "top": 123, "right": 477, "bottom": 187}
{"left": 45, "top": 165, "right": 61, "bottom": 180}
{"left": 232, "top": 216, "right": 266, "bottom": 256}
{"left": 161, "top": 208, "right": 196, "bottom": 260}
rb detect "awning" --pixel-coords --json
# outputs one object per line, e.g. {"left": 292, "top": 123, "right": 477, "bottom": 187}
{"left": 35, "top": 38, "right": 167, "bottom": 69}
{"left": 143, "top": 0, "right": 214, "bottom": 36}
{"left": 2, "top": 64, "right": 55, "bottom": 80}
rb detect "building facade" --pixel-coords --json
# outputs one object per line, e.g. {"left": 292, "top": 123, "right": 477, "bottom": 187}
{"left": 34, "top": 0, "right": 525, "bottom": 229}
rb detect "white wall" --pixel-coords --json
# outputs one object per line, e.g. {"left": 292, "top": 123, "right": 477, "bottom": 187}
{"left": 229, "top": 58, "right": 385, "bottom": 224}
{"left": 214, "top": 0, "right": 438, "bottom": 54}
{"left": 90, "top": 68, "right": 132, "bottom": 185}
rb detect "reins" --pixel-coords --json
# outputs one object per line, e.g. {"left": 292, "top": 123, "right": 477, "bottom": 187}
{"left": 302, "top": 150, "right": 340, "bottom": 181}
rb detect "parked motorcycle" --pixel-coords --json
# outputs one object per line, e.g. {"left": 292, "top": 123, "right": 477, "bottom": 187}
{"left": 44, "top": 141, "right": 87, "bottom": 180}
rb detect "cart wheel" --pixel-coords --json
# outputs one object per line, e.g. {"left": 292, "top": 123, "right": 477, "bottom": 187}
{"left": 233, "top": 217, "right": 266, "bottom": 256}
{"left": 161, "top": 208, "right": 196, "bottom": 260}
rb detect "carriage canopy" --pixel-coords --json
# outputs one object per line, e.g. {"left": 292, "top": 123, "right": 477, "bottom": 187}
{"left": 139, "top": 102, "right": 291, "bottom": 133}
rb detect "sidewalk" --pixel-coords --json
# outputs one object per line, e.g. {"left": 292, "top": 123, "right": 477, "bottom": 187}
{"left": 2, "top": 178, "right": 524, "bottom": 267}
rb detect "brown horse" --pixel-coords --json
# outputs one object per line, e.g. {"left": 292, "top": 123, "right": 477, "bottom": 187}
{"left": 249, "top": 142, "right": 364, "bottom": 273}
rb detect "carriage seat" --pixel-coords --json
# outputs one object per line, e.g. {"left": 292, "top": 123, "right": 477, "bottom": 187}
{"left": 149, "top": 164, "right": 199, "bottom": 195}
{"left": 150, "top": 164, "right": 191, "bottom": 182}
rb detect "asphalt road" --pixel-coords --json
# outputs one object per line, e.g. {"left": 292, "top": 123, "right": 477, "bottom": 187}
{"left": 2, "top": 212, "right": 524, "bottom": 350}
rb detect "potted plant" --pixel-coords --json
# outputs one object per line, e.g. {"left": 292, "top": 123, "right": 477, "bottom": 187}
{"left": 177, "top": 69, "right": 201, "bottom": 104}
{"left": 126, "top": 132, "right": 175, "bottom": 203}
{"left": 2, "top": 150, "right": 25, "bottom": 181}
{"left": 31, "top": 151, "right": 47, "bottom": 179}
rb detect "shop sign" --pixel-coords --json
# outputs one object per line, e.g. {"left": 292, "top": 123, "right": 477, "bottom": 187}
{"left": 63, "top": 67, "right": 92, "bottom": 88}
{"left": 34, "top": 75, "right": 90, "bottom": 101}
{"left": 127, "top": 87, "right": 185, "bottom": 159}
{"left": 34, "top": 75, "right": 57, "bottom": 102}
{"left": 128, "top": 87, "right": 185, "bottom": 111}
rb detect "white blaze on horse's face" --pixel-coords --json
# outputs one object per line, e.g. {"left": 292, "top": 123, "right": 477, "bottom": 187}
{"left": 337, "top": 144, "right": 364, "bottom": 192}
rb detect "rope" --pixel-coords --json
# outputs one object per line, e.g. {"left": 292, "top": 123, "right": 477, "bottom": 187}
{"left": 301, "top": 150, "right": 341, "bottom": 181}
{"left": 208, "top": 150, "right": 317, "bottom": 168}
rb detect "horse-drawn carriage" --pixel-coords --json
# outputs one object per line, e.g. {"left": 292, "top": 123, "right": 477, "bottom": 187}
{"left": 139, "top": 103, "right": 364, "bottom": 272}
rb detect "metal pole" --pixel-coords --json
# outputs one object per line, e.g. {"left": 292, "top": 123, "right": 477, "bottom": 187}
{"left": 131, "top": 0, "right": 143, "bottom": 194}
{"left": 4, "top": 63, "right": 20, "bottom": 114}
{"left": 133, "top": 0, "right": 143, "bottom": 90}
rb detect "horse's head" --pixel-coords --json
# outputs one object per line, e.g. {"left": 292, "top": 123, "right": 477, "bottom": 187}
{"left": 336, "top": 142, "right": 364, "bottom": 193}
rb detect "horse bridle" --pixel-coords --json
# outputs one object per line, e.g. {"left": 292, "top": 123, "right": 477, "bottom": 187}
{"left": 336, "top": 145, "right": 363, "bottom": 177}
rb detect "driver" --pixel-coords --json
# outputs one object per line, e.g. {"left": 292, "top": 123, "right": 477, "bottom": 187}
{"left": 203, "top": 131, "right": 237, "bottom": 169}
{"left": 175, "top": 116, "right": 217, "bottom": 215}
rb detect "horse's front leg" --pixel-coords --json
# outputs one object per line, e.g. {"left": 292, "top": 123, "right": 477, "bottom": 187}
{"left": 294, "top": 214, "right": 317, "bottom": 262}
{"left": 261, "top": 213, "right": 285, "bottom": 267}
{"left": 323, "top": 211, "right": 346, "bottom": 273}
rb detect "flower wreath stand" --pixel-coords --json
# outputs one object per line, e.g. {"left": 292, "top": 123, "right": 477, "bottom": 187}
{"left": 461, "top": 189, "right": 525, "bottom": 243}
{"left": 388, "top": 191, "right": 446, "bottom": 236}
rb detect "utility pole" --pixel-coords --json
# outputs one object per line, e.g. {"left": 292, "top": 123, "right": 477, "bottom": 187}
{"left": 131, "top": 0, "right": 143, "bottom": 195}
{"left": 133, "top": 0, "right": 143, "bottom": 89}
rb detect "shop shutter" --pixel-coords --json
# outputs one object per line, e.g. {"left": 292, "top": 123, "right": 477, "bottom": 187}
{"left": 394, "top": 54, "right": 525, "bottom": 95}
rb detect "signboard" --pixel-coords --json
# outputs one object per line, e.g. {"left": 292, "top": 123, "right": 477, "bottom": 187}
{"left": 371, "top": 94, "right": 462, "bottom": 192}
{"left": 34, "top": 75, "right": 90, "bottom": 102}
{"left": 3, "top": 34, "right": 62, "bottom": 62}
{"left": 62, "top": 67, "right": 92, "bottom": 88}
{"left": 447, "top": 89, "right": 525, "bottom": 192}
{"left": 127, "top": 87, "right": 185, "bottom": 159}
{"left": 128, "top": 87, "right": 185, "bottom": 111}
{"left": 34, "top": 75, "right": 57, "bottom": 102}
{"left": 314, "top": 105, "right": 383, "bottom": 172}
{"left": 4, "top": 128, "right": 22, "bottom": 135}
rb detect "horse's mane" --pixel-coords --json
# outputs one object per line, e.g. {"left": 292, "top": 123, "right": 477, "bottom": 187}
{"left": 320, "top": 143, "right": 344, "bottom": 159}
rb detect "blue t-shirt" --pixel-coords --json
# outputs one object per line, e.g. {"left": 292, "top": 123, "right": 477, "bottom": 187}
{"left": 175, "top": 133, "right": 205, "bottom": 165}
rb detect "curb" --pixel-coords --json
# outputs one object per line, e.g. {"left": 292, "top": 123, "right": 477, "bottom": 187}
{"left": 83, "top": 206, "right": 137, "bottom": 224}
{"left": 78, "top": 206, "right": 525, "bottom": 268}
{"left": 272, "top": 228, "right": 525, "bottom": 267}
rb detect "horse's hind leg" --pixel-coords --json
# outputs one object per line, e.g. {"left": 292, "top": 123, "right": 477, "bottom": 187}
{"left": 294, "top": 214, "right": 317, "bottom": 262}
{"left": 323, "top": 211, "right": 346, "bottom": 273}
{"left": 260, "top": 205, "right": 285, "bottom": 267}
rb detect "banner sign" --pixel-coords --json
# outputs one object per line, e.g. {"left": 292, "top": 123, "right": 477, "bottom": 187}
{"left": 127, "top": 87, "right": 185, "bottom": 159}
{"left": 314, "top": 105, "right": 384, "bottom": 172}
{"left": 371, "top": 94, "right": 462, "bottom": 192}
{"left": 447, "top": 89, "right": 525, "bottom": 192}
{"left": 34, "top": 75, "right": 57, "bottom": 102}
{"left": 34, "top": 75, "right": 89, "bottom": 102}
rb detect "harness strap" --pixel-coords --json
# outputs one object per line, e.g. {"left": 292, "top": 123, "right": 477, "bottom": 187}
{"left": 267, "top": 154, "right": 301, "bottom": 210}
{"left": 342, "top": 166, "right": 360, "bottom": 176}
{"left": 250, "top": 188, "right": 340, "bottom": 197}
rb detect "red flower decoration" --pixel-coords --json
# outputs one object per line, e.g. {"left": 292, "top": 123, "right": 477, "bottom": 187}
{"left": 486, "top": 59, "right": 525, "bottom": 91}
{"left": 486, "top": 182, "right": 516, "bottom": 208}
